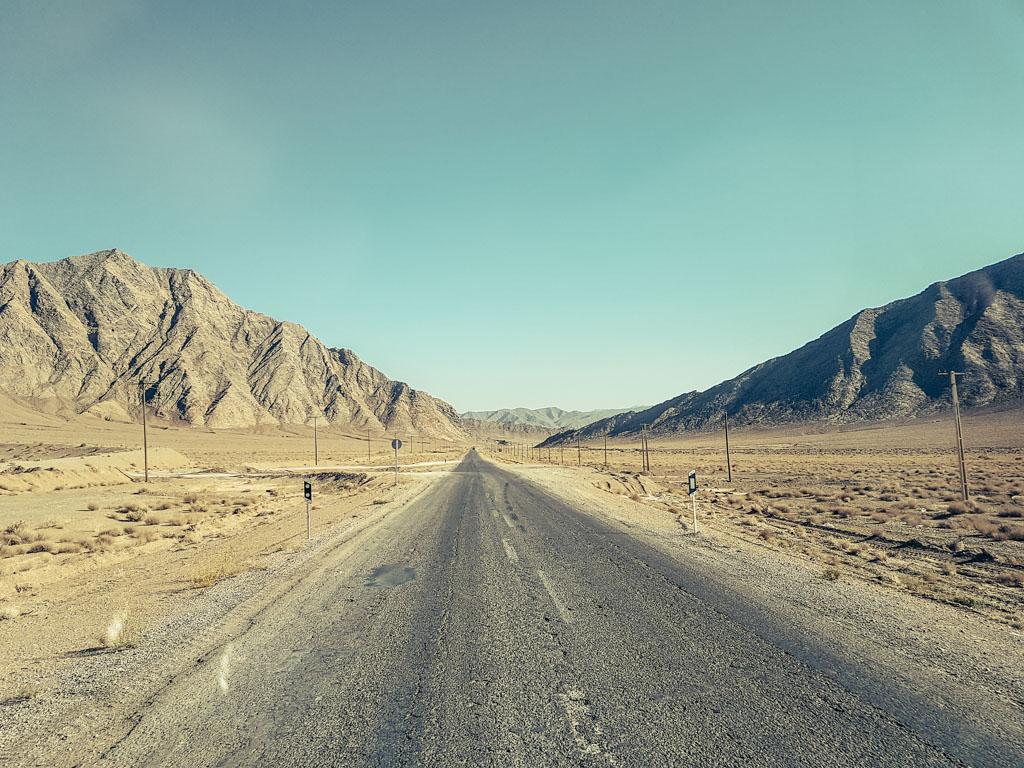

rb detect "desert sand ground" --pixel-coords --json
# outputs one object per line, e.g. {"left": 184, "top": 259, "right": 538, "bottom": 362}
{"left": 1, "top": 404, "right": 1022, "bottom": 763}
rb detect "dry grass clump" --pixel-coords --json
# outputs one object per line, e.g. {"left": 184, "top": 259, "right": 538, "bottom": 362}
{"left": 142, "top": 514, "right": 161, "bottom": 526}
{"left": 182, "top": 493, "right": 199, "bottom": 504}
{"left": 86, "top": 502, "right": 100, "bottom": 511}
{"left": 820, "top": 568, "right": 841, "bottom": 581}
{"left": 101, "top": 610, "right": 142, "bottom": 649}
{"left": 189, "top": 552, "right": 242, "bottom": 588}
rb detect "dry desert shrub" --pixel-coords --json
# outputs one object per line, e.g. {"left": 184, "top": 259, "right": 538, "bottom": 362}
{"left": 993, "top": 573, "right": 1024, "bottom": 587}
{"left": 55, "top": 542, "right": 83, "bottom": 554}
{"left": 992, "top": 524, "right": 1024, "bottom": 542}
{"left": 820, "top": 568, "right": 841, "bottom": 581}
{"left": 899, "top": 574, "right": 926, "bottom": 593}
{"left": 155, "top": 501, "right": 174, "bottom": 510}
{"left": 86, "top": 502, "right": 100, "bottom": 511}
{"left": 947, "top": 501, "right": 971, "bottom": 515}
{"left": 940, "top": 562, "right": 957, "bottom": 576}
{"left": 142, "top": 514, "right": 161, "bottom": 526}
{"left": 182, "top": 493, "right": 199, "bottom": 504}
{"left": 758, "top": 529, "right": 775, "bottom": 542}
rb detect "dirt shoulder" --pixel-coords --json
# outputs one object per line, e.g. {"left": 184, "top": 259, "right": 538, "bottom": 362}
{"left": 492, "top": 455, "right": 1024, "bottom": 751}
{"left": 0, "top": 466, "right": 453, "bottom": 766}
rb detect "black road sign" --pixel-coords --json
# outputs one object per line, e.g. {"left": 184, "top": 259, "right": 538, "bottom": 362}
{"left": 392, "top": 439, "right": 403, "bottom": 450}
{"left": 303, "top": 481, "right": 312, "bottom": 501}
{"left": 688, "top": 471, "right": 697, "bottom": 496}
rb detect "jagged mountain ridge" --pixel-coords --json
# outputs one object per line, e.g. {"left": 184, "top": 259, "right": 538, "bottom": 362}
{"left": 460, "top": 405, "right": 644, "bottom": 430}
{"left": 0, "top": 249, "right": 465, "bottom": 436}
{"left": 541, "top": 252, "right": 1024, "bottom": 445}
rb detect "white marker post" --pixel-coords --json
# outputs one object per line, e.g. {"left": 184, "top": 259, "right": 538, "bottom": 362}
{"left": 688, "top": 471, "right": 698, "bottom": 534}
{"left": 392, "top": 439, "right": 403, "bottom": 486}
{"left": 303, "top": 480, "right": 312, "bottom": 539}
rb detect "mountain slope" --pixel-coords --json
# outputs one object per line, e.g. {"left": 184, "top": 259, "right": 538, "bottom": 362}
{"left": 460, "top": 406, "right": 643, "bottom": 430}
{"left": 0, "top": 249, "right": 465, "bottom": 436}
{"left": 542, "top": 252, "right": 1024, "bottom": 444}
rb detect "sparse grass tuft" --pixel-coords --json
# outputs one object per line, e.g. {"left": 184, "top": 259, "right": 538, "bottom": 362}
{"left": 820, "top": 568, "right": 841, "bottom": 581}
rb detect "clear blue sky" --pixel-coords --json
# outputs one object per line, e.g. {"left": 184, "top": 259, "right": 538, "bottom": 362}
{"left": 2, "top": 1, "right": 1022, "bottom": 412}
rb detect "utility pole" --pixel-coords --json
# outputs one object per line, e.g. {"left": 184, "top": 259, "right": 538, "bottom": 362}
{"left": 138, "top": 380, "right": 159, "bottom": 483}
{"left": 724, "top": 412, "right": 732, "bottom": 483}
{"left": 561, "top": 444, "right": 564, "bottom": 464}
{"left": 140, "top": 382, "right": 149, "bottom": 483}
{"left": 577, "top": 435, "right": 581, "bottom": 466}
{"left": 640, "top": 424, "right": 651, "bottom": 473}
{"left": 939, "top": 371, "right": 969, "bottom": 501}
{"left": 604, "top": 434, "right": 608, "bottom": 467}
{"left": 367, "top": 429, "right": 371, "bottom": 463}
{"left": 312, "top": 416, "right": 319, "bottom": 467}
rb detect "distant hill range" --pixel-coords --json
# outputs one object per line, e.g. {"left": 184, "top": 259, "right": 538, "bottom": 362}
{"left": 0, "top": 249, "right": 465, "bottom": 437}
{"left": 541, "top": 252, "right": 1024, "bottom": 446}
{"left": 461, "top": 405, "right": 644, "bottom": 430}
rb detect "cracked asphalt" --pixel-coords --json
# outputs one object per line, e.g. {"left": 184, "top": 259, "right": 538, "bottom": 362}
{"left": 98, "top": 450, "right": 1010, "bottom": 767}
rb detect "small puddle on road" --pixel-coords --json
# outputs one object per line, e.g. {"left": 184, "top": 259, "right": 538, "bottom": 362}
{"left": 364, "top": 565, "right": 417, "bottom": 588}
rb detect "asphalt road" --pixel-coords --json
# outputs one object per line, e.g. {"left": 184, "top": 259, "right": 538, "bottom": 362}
{"left": 99, "top": 450, "right": 1012, "bottom": 767}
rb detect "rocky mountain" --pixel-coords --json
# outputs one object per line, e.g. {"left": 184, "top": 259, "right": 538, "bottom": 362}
{"left": 460, "top": 405, "right": 644, "bottom": 430}
{"left": 541, "top": 252, "right": 1024, "bottom": 445}
{"left": 0, "top": 249, "right": 466, "bottom": 436}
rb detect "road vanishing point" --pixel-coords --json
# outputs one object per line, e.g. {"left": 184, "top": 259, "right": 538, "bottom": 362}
{"left": 100, "top": 451, "right": 1018, "bottom": 767}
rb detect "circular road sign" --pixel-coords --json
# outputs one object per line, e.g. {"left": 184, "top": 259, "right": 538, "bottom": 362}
{"left": 392, "top": 439, "right": 403, "bottom": 450}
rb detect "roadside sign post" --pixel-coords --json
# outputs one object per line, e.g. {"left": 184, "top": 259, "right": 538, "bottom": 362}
{"left": 303, "top": 480, "right": 312, "bottom": 539}
{"left": 688, "top": 471, "right": 698, "bottom": 534}
{"left": 392, "top": 439, "right": 403, "bottom": 486}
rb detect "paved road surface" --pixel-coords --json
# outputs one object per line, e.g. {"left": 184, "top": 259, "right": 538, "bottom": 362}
{"left": 100, "top": 451, "right": 1015, "bottom": 767}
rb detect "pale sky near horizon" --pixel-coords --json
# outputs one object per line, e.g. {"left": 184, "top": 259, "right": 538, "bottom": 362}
{"left": 2, "top": 1, "right": 1023, "bottom": 412}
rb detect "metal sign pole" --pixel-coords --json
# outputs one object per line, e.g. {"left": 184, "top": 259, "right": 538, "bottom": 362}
{"left": 392, "top": 438, "right": 402, "bottom": 485}
{"left": 688, "top": 471, "right": 698, "bottom": 534}
{"left": 303, "top": 480, "right": 312, "bottom": 539}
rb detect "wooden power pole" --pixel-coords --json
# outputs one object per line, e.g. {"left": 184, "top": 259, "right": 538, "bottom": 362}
{"left": 724, "top": 412, "right": 732, "bottom": 483}
{"left": 140, "top": 383, "right": 148, "bottom": 483}
{"left": 939, "top": 371, "right": 969, "bottom": 501}
{"left": 312, "top": 416, "right": 319, "bottom": 467}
